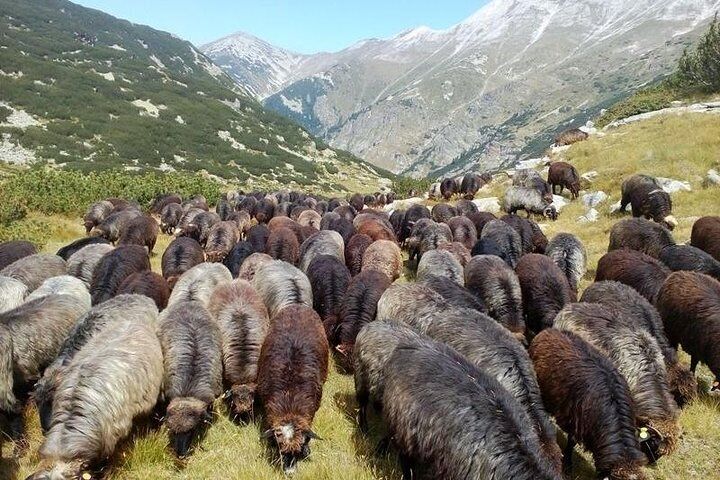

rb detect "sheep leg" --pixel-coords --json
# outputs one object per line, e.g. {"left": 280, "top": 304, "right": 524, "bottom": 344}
{"left": 399, "top": 453, "right": 413, "bottom": 480}
{"left": 562, "top": 436, "right": 576, "bottom": 475}
{"left": 357, "top": 400, "right": 369, "bottom": 433}
{"left": 690, "top": 356, "right": 699, "bottom": 374}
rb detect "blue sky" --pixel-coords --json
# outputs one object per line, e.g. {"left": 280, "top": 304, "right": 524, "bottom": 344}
{"left": 74, "top": 1, "right": 488, "bottom": 53}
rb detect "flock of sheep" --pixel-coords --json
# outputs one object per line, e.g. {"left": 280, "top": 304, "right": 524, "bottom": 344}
{"left": 0, "top": 166, "right": 718, "bottom": 480}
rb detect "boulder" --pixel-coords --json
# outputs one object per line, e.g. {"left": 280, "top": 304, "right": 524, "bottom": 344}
{"left": 657, "top": 177, "right": 691, "bottom": 193}
{"left": 472, "top": 197, "right": 501, "bottom": 213}
{"left": 582, "top": 191, "right": 608, "bottom": 208}
{"left": 551, "top": 195, "right": 569, "bottom": 213}
{"left": 706, "top": 169, "right": 720, "bottom": 187}
{"left": 578, "top": 208, "right": 599, "bottom": 223}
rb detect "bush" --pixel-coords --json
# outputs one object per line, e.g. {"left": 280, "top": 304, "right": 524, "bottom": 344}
{"left": 675, "top": 14, "right": 720, "bottom": 92}
{"left": 392, "top": 176, "right": 432, "bottom": 198}
{"left": 596, "top": 85, "right": 678, "bottom": 128}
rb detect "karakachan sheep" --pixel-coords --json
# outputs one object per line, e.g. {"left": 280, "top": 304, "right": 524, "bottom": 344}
{"left": 160, "top": 203, "right": 184, "bottom": 234}
{"left": 298, "top": 209, "right": 321, "bottom": 230}
{"left": 150, "top": 193, "right": 182, "bottom": 214}
{"left": 268, "top": 216, "right": 305, "bottom": 245}
{"left": 117, "top": 271, "right": 170, "bottom": 310}
{"left": 382, "top": 339, "right": 562, "bottom": 480}
{"left": 481, "top": 219, "right": 523, "bottom": 268}
{"left": 416, "top": 249, "right": 463, "bottom": 285}
{"left": 161, "top": 237, "right": 205, "bottom": 289}
{"left": 455, "top": 199, "right": 479, "bottom": 217}
{"left": 223, "top": 241, "right": 255, "bottom": 278}
{"left": 504, "top": 186, "right": 558, "bottom": 220}
{"left": 421, "top": 274, "right": 486, "bottom": 314}
{"left": 255, "top": 198, "right": 276, "bottom": 224}
{"left": 252, "top": 260, "right": 313, "bottom": 318}
{"left": 690, "top": 216, "right": 720, "bottom": 261}
{"left": 246, "top": 223, "right": 270, "bottom": 253}
{"left": 659, "top": 244, "right": 720, "bottom": 280}
{"left": 376, "top": 283, "right": 453, "bottom": 334}
{"left": 501, "top": 214, "right": 544, "bottom": 255}
{"left": 66, "top": 244, "right": 114, "bottom": 288}
{"left": 203, "top": 221, "right": 239, "bottom": 263}
{"left": 180, "top": 211, "right": 222, "bottom": 246}
{"left": 238, "top": 253, "right": 273, "bottom": 282}
{"left": 306, "top": 255, "right": 351, "bottom": 341}
{"left": 0, "top": 240, "right": 37, "bottom": 271}
{"left": 465, "top": 255, "right": 525, "bottom": 340}
{"left": 344, "top": 233, "right": 373, "bottom": 276}
{"left": 513, "top": 170, "right": 554, "bottom": 203}
{"left": 596, "top": 249, "right": 670, "bottom": 304}
{"left": 529, "top": 219, "right": 549, "bottom": 253}
{"left": 106, "top": 197, "right": 139, "bottom": 213}
{"left": 460, "top": 172, "right": 490, "bottom": 199}
{"left": 26, "top": 275, "right": 91, "bottom": 305}
{"left": 1, "top": 253, "right": 67, "bottom": 292}
{"left": 548, "top": 161, "right": 581, "bottom": 199}
{"left": 82, "top": 200, "right": 114, "bottom": 234}
{"left": 0, "top": 276, "right": 28, "bottom": 314}
{"left": 431, "top": 203, "right": 457, "bottom": 224}
{"left": 446, "top": 215, "right": 477, "bottom": 250}
{"left": 299, "top": 230, "right": 345, "bottom": 273}
{"left": 34, "top": 295, "right": 158, "bottom": 433}
{"left": 409, "top": 220, "right": 453, "bottom": 265}
{"left": 554, "top": 127, "right": 588, "bottom": 146}
{"left": 530, "top": 329, "right": 648, "bottom": 480}
{"left": 516, "top": 253, "right": 576, "bottom": 335}
{"left": 554, "top": 303, "right": 680, "bottom": 461}
{"left": 333, "top": 205, "right": 357, "bottom": 223}
{"left": 436, "top": 241, "right": 471, "bottom": 267}
{"left": 238, "top": 195, "right": 258, "bottom": 217}
{"left": 157, "top": 300, "right": 223, "bottom": 456}
{"left": 399, "top": 204, "right": 431, "bottom": 245}
{"left": 167, "top": 262, "right": 232, "bottom": 308}
{"left": 621, "top": 175, "right": 677, "bottom": 230}
{"left": 217, "top": 197, "right": 234, "bottom": 222}
{"left": 581, "top": 281, "right": 697, "bottom": 407}
{"left": 0, "top": 294, "right": 90, "bottom": 439}
{"left": 334, "top": 270, "right": 392, "bottom": 370}
{"left": 257, "top": 305, "right": 329, "bottom": 474}
{"left": 228, "top": 210, "right": 253, "bottom": 237}
{"left": 27, "top": 302, "right": 162, "bottom": 480}
{"left": 90, "top": 245, "right": 150, "bottom": 305}
{"left": 321, "top": 214, "right": 355, "bottom": 245}
{"left": 93, "top": 208, "right": 142, "bottom": 243}
{"left": 356, "top": 217, "right": 397, "bottom": 243}
{"left": 117, "top": 215, "right": 160, "bottom": 253}
{"left": 56, "top": 236, "right": 111, "bottom": 260}
{"left": 182, "top": 195, "right": 209, "bottom": 212}
{"left": 545, "top": 233, "right": 587, "bottom": 293}
{"left": 440, "top": 177, "right": 457, "bottom": 200}
{"left": 361, "top": 240, "right": 402, "bottom": 281}
{"left": 465, "top": 211, "right": 497, "bottom": 236}
{"left": 353, "top": 211, "right": 392, "bottom": 232}
{"left": 176, "top": 207, "right": 204, "bottom": 237}
{"left": 608, "top": 218, "right": 676, "bottom": 259}
{"left": 656, "top": 271, "right": 720, "bottom": 392}
{"left": 428, "top": 182, "right": 441, "bottom": 200}
{"left": 349, "top": 193, "right": 364, "bottom": 212}
{"left": 266, "top": 226, "right": 300, "bottom": 265}
{"left": 208, "top": 280, "right": 269, "bottom": 419}
{"left": 471, "top": 237, "right": 513, "bottom": 264}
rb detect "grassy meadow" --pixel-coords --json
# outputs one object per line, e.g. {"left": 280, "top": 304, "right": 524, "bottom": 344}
{"left": 2, "top": 110, "right": 720, "bottom": 479}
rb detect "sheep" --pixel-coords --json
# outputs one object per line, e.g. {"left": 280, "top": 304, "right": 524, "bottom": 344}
{"left": 608, "top": 217, "right": 675, "bottom": 259}
{"left": 247, "top": 223, "right": 270, "bottom": 253}
{"left": 252, "top": 260, "right": 313, "bottom": 318}
{"left": 183, "top": 195, "right": 209, "bottom": 211}
{"left": 335, "top": 270, "right": 392, "bottom": 369}
{"left": 480, "top": 219, "right": 523, "bottom": 268}
{"left": 459, "top": 172, "right": 488, "bottom": 199}
{"left": 530, "top": 329, "right": 648, "bottom": 480}
{"left": 90, "top": 245, "right": 150, "bottom": 305}
{"left": 208, "top": 280, "right": 269, "bottom": 419}
{"left": 361, "top": 240, "right": 402, "bottom": 281}
{"left": 428, "top": 182, "right": 441, "bottom": 200}
{"left": 344, "top": 233, "right": 373, "bottom": 276}
{"left": 436, "top": 241, "right": 471, "bottom": 267}
{"left": 82, "top": 200, "right": 114, "bottom": 233}
{"left": 0, "top": 294, "right": 90, "bottom": 439}
{"left": 621, "top": 175, "right": 677, "bottom": 230}
{"left": 0, "top": 240, "right": 37, "bottom": 270}
{"left": 440, "top": 178, "right": 457, "bottom": 200}
{"left": 150, "top": 193, "right": 182, "bottom": 214}
{"left": 66, "top": 243, "right": 114, "bottom": 288}
{"left": 421, "top": 274, "right": 486, "bottom": 314}
{"left": 299, "top": 230, "right": 345, "bottom": 273}
{"left": 349, "top": 193, "right": 364, "bottom": 212}
{"left": 656, "top": 271, "right": 720, "bottom": 392}
{"left": 306, "top": 255, "right": 351, "bottom": 341}
{"left": 203, "top": 220, "right": 239, "bottom": 263}
{"left": 321, "top": 214, "right": 355, "bottom": 245}
{"left": 161, "top": 237, "right": 205, "bottom": 289}
{"left": 596, "top": 249, "right": 670, "bottom": 304}
{"left": 228, "top": 209, "right": 253, "bottom": 236}
{"left": 257, "top": 305, "right": 329, "bottom": 474}
{"left": 297, "top": 209, "right": 321, "bottom": 230}
{"left": 658, "top": 244, "right": 720, "bottom": 280}
{"left": 416, "top": 249, "right": 463, "bottom": 285}
{"left": 266, "top": 226, "right": 300, "bottom": 265}
{"left": 382, "top": 339, "right": 563, "bottom": 480}
{"left": 0, "top": 276, "right": 27, "bottom": 314}
{"left": 237, "top": 253, "right": 273, "bottom": 282}
{"left": 33, "top": 295, "right": 158, "bottom": 433}
{"left": 465, "top": 255, "right": 525, "bottom": 340}
{"left": 117, "top": 271, "right": 170, "bottom": 310}
{"left": 431, "top": 203, "right": 456, "bottom": 224}
{"left": 554, "top": 303, "right": 681, "bottom": 461}
{"left": 157, "top": 300, "right": 223, "bottom": 456}
{"left": 176, "top": 207, "right": 204, "bottom": 237}
{"left": 581, "top": 281, "right": 697, "bottom": 406}
{"left": 238, "top": 195, "right": 258, "bottom": 217}
{"left": 465, "top": 211, "right": 497, "bottom": 237}
{"left": 268, "top": 216, "right": 305, "bottom": 245}
{"left": 446, "top": 215, "right": 477, "bottom": 250}
{"left": 106, "top": 197, "right": 139, "bottom": 213}
{"left": 0, "top": 253, "right": 67, "bottom": 292}
{"left": 548, "top": 161, "right": 581, "bottom": 198}
{"left": 399, "top": 204, "right": 431, "bottom": 244}
{"left": 26, "top": 275, "right": 91, "bottom": 305}
{"left": 545, "top": 233, "right": 587, "bottom": 293}
{"left": 513, "top": 169, "right": 553, "bottom": 202}
{"left": 356, "top": 217, "right": 396, "bottom": 243}
{"left": 93, "top": 208, "right": 142, "bottom": 242}
{"left": 554, "top": 127, "right": 589, "bottom": 146}
{"left": 117, "top": 214, "right": 160, "bottom": 253}
{"left": 27, "top": 301, "right": 162, "bottom": 480}
{"left": 56, "top": 236, "right": 111, "bottom": 260}
{"left": 503, "top": 186, "right": 557, "bottom": 220}
{"left": 690, "top": 216, "right": 720, "bottom": 261}
{"left": 167, "top": 262, "right": 232, "bottom": 308}
{"left": 333, "top": 205, "right": 357, "bottom": 223}
{"left": 255, "top": 198, "right": 276, "bottom": 224}
{"left": 223, "top": 241, "right": 255, "bottom": 278}
{"left": 500, "top": 214, "right": 536, "bottom": 255}
{"left": 179, "top": 211, "right": 221, "bottom": 245}
{"left": 528, "top": 219, "right": 549, "bottom": 253}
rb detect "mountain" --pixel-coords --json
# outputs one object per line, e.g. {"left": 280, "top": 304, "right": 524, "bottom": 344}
{"left": 204, "top": 0, "right": 720, "bottom": 177}
{"left": 0, "top": 0, "right": 393, "bottom": 192}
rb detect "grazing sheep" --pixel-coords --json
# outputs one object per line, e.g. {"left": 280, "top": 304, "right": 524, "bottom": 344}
{"left": 446, "top": 215, "right": 477, "bottom": 250}
{"left": 621, "top": 175, "right": 677, "bottom": 230}
{"left": 208, "top": 280, "right": 269, "bottom": 419}
{"left": 421, "top": 274, "right": 486, "bottom": 314}
{"left": 266, "top": 226, "right": 300, "bottom": 265}
{"left": 436, "top": 241, "right": 471, "bottom": 267}
{"left": 609, "top": 217, "right": 675, "bottom": 259}
{"left": 481, "top": 219, "right": 523, "bottom": 268}
{"left": 333, "top": 205, "right": 357, "bottom": 223}
{"left": 516, "top": 254, "right": 575, "bottom": 334}
{"left": 500, "top": 214, "right": 536, "bottom": 255}
{"left": 176, "top": 207, "right": 204, "bottom": 237}
{"left": 252, "top": 260, "right": 313, "bottom": 318}
{"left": 440, "top": 178, "right": 457, "bottom": 200}
{"left": 382, "top": 339, "right": 562, "bottom": 480}
{"left": 299, "top": 230, "right": 345, "bottom": 273}
{"left": 223, "top": 241, "right": 255, "bottom": 278}
{"left": 0, "top": 276, "right": 27, "bottom": 314}
{"left": 408, "top": 221, "right": 453, "bottom": 265}
{"left": 459, "top": 173, "right": 487, "bottom": 200}
{"left": 335, "top": 270, "right": 392, "bottom": 369}
{"left": 548, "top": 162, "right": 581, "bottom": 198}
{"left": 297, "top": 209, "right": 321, "bottom": 230}
{"left": 428, "top": 182, "right": 441, "bottom": 200}
{"left": 228, "top": 210, "right": 253, "bottom": 236}
{"left": 656, "top": 272, "right": 720, "bottom": 392}
{"left": 528, "top": 220, "right": 549, "bottom": 254}
{"left": 416, "top": 249, "right": 463, "bottom": 285}
{"left": 66, "top": 244, "right": 114, "bottom": 288}
{"left": 257, "top": 305, "right": 329, "bottom": 474}
{"left": 27, "top": 301, "right": 162, "bottom": 480}
{"left": 455, "top": 199, "right": 479, "bottom": 217}
{"left": 596, "top": 249, "right": 670, "bottom": 304}
{"left": 321, "top": 214, "right": 355, "bottom": 245}
{"left": 255, "top": 198, "right": 276, "bottom": 224}
{"left": 117, "top": 215, "right": 160, "bottom": 253}
{"left": 306, "top": 255, "right": 351, "bottom": 341}
{"left": 554, "top": 127, "right": 589, "bottom": 146}
{"left": 203, "top": 221, "right": 239, "bottom": 263}
{"left": 554, "top": 303, "right": 681, "bottom": 461}
{"left": 545, "top": 233, "right": 587, "bottom": 293}
{"left": 83, "top": 200, "right": 114, "bottom": 233}
{"left": 465, "top": 211, "right": 497, "bottom": 236}
{"left": 0, "top": 240, "right": 37, "bottom": 270}
{"left": 238, "top": 195, "right": 258, "bottom": 217}
{"left": 157, "top": 300, "right": 223, "bottom": 456}
{"left": 268, "top": 216, "right": 304, "bottom": 244}
{"left": 465, "top": 255, "right": 525, "bottom": 340}
{"left": 356, "top": 217, "right": 396, "bottom": 243}
{"left": 160, "top": 202, "right": 184, "bottom": 234}
{"left": 431, "top": 203, "right": 456, "bottom": 224}
{"left": 183, "top": 195, "right": 209, "bottom": 211}
{"left": 399, "top": 204, "right": 431, "bottom": 244}
{"left": 504, "top": 186, "right": 557, "bottom": 220}
{"left": 117, "top": 271, "right": 170, "bottom": 310}
{"left": 161, "top": 237, "right": 205, "bottom": 289}
{"left": 167, "top": 262, "right": 232, "bottom": 308}
{"left": 90, "top": 245, "right": 150, "bottom": 305}
{"left": 349, "top": 193, "right": 364, "bottom": 212}
{"left": 93, "top": 209, "right": 142, "bottom": 242}
{"left": 150, "top": 193, "right": 182, "bottom": 214}
{"left": 56, "top": 236, "right": 111, "bottom": 260}
{"left": 658, "top": 244, "right": 720, "bottom": 280}
{"left": 361, "top": 240, "right": 402, "bottom": 281}
{"left": 26, "top": 275, "right": 91, "bottom": 305}
{"left": 238, "top": 253, "right": 273, "bottom": 282}
{"left": 690, "top": 216, "right": 720, "bottom": 261}
{"left": 0, "top": 253, "right": 67, "bottom": 292}
{"left": 513, "top": 169, "right": 553, "bottom": 202}
{"left": 344, "top": 233, "right": 373, "bottom": 276}
{"left": 181, "top": 211, "right": 221, "bottom": 246}
{"left": 530, "top": 329, "right": 648, "bottom": 480}
{"left": 247, "top": 223, "right": 271, "bottom": 253}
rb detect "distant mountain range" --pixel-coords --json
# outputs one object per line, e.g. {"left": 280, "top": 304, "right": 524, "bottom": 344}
{"left": 203, "top": 0, "right": 720, "bottom": 177}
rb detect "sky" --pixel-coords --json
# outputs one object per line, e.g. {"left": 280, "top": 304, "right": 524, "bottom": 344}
{"left": 73, "top": 0, "right": 489, "bottom": 54}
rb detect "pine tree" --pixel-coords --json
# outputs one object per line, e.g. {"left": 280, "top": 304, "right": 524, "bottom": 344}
{"left": 675, "top": 14, "right": 720, "bottom": 91}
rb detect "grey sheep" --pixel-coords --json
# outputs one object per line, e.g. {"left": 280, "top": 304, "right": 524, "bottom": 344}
{"left": 83, "top": 200, "right": 114, "bottom": 233}
{"left": 252, "top": 260, "right": 313, "bottom": 318}
{"left": 503, "top": 186, "right": 557, "bottom": 220}
{"left": 0, "top": 253, "right": 67, "bottom": 292}
{"left": 299, "top": 230, "right": 345, "bottom": 273}
{"left": 416, "top": 249, "right": 463, "bottom": 285}
{"left": 0, "top": 276, "right": 27, "bottom": 314}
{"left": 237, "top": 252, "right": 273, "bottom": 282}
{"left": 545, "top": 233, "right": 587, "bottom": 292}
{"left": 481, "top": 219, "right": 523, "bottom": 268}
{"left": 66, "top": 243, "right": 114, "bottom": 287}
{"left": 361, "top": 240, "right": 402, "bottom": 281}
{"left": 25, "top": 275, "right": 91, "bottom": 306}
{"left": 167, "top": 262, "right": 233, "bottom": 308}
{"left": 93, "top": 208, "right": 142, "bottom": 242}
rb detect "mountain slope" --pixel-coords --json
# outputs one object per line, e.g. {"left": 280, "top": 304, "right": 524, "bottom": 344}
{"left": 0, "top": 0, "right": 392, "bottom": 192}
{"left": 206, "top": 0, "right": 720, "bottom": 177}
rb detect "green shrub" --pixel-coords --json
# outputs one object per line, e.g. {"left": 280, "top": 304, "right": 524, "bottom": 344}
{"left": 675, "top": 14, "right": 720, "bottom": 92}
{"left": 391, "top": 176, "right": 432, "bottom": 198}
{"left": 596, "top": 85, "right": 678, "bottom": 128}
{"left": 0, "top": 105, "right": 11, "bottom": 123}
{"left": 0, "top": 217, "right": 50, "bottom": 248}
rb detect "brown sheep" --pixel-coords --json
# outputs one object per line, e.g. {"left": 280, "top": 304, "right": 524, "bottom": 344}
{"left": 237, "top": 253, "right": 273, "bottom": 282}
{"left": 204, "top": 221, "right": 240, "bottom": 263}
{"left": 161, "top": 237, "right": 205, "bottom": 290}
{"left": 266, "top": 227, "right": 300, "bottom": 265}
{"left": 446, "top": 216, "right": 478, "bottom": 250}
{"left": 554, "top": 128, "right": 589, "bottom": 146}
{"left": 118, "top": 215, "right": 160, "bottom": 253}
{"left": 691, "top": 216, "right": 720, "bottom": 262}
{"left": 608, "top": 218, "right": 675, "bottom": 259}
{"left": 356, "top": 218, "right": 397, "bottom": 243}
{"left": 344, "top": 233, "right": 373, "bottom": 276}
{"left": 596, "top": 249, "right": 670, "bottom": 304}
{"left": 548, "top": 162, "right": 581, "bottom": 199}
{"left": 361, "top": 240, "right": 402, "bottom": 281}
{"left": 0, "top": 241, "right": 37, "bottom": 271}
{"left": 117, "top": 271, "right": 170, "bottom": 310}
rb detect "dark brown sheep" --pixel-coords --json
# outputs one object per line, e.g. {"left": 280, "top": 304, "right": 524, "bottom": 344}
{"left": 620, "top": 175, "right": 677, "bottom": 230}
{"left": 161, "top": 237, "right": 205, "bottom": 289}
{"left": 554, "top": 128, "right": 589, "bottom": 146}
{"left": 56, "top": 236, "right": 111, "bottom": 261}
{"left": 596, "top": 249, "right": 670, "bottom": 304}
{"left": 117, "top": 271, "right": 170, "bottom": 310}
{"left": 90, "top": 245, "right": 150, "bottom": 305}
{"left": 399, "top": 204, "right": 431, "bottom": 245}
{"left": 0, "top": 240, "right": 37, "bottom": 270}
{"left": 446, "top": 216, "right": 477, "bottom": 250}
{"left": 83, "top": 200, "right": 114, "bottom": 234}
{"left": 247, "top": 223, "right": 271, "bottom": 253}
{"left": 117, "top": 215, "right": 159, "bottom": 253}
{"left": 306, "top": 255, "right": 351, "bottom": 342}
{"left": 500, "top": 214, "right": 536, "bottom": 255}
{"left": 440, "top": 178, "right": 457, "bottom": 200}
{"left": 690, "top": 216, "right": 720, "bottom": 262}
{"left": 237, "top": 253, "right": 273, "bottom": 282}
{"left": 658, "top": 244, "right": 720, "bottom": 280}
{"left": 344, "top": 234, "right": 373, "bottom": 276}
{"left": 459, "top": 173, "right": 488, "bottom": 200}
{"left": 548, "top": 161, "right": 581, "bottom": 199}
{"left": 436, "top": 241, "right": 471, "bottom": 267}
{"left": 431, "top": 203, "right": 457, "bottom": 224}
{"left": 608, "top": 218, "right": 675, "bottom": 259}
{"left": 204, "top": 221, "right": 240, "bottom": 263}
{"left": 356, "top": 218, "right": 396, "bottom": 243}
{"left": 160, "top": 203, "right": 185, "bottom": 234}
{"left": 94, "top": 209, "right": 142, "bottom": 243}
{"left": 465, "top": 211, "right": 497, "bottom": 237}
{"left": 150, "top": 193, "right": 182, "bottom": 214}
{"left": 268, "top": 216, "right": 305, "bottom": 245}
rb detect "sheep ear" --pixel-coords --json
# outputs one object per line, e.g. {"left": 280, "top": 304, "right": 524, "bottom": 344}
{"left": 335, "top": 345, "right": 349, "bottom": 357}
{"left": 262, "top": 428, "right": 274, "bottom": 439}
{"left": 307, "top": 430, "right": 323, "bottom": 441}
{"left": 712, "top": 381, "right": 720, "bottom": 391}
